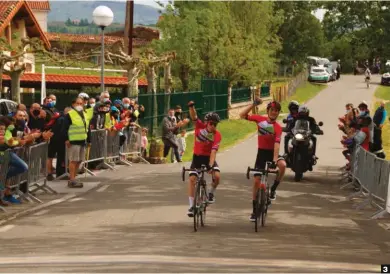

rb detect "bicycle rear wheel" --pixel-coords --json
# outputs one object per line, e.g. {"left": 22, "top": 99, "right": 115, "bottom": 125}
{"left": 193, "top": 182, "right": 201, "bottom": 232}
{"left": 255, "top": 190, "right": 260, "bottom": 232}
{"left": 200, "top": 185, "right": 207, "bottom": 227}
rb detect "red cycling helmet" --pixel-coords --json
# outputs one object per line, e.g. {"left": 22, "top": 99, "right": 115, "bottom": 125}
{"left": 267, "top": 101, "right": 281, "bottom": 112}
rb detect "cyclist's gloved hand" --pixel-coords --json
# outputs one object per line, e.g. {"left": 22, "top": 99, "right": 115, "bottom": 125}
{"left": 253, "top": 97, "right": 263, "bottom": 106}
{"left": 206, "top": 165, "right": 213, "bottom": 172}
{"left": 268, "top": 161, "right": 277, "bottom": 169}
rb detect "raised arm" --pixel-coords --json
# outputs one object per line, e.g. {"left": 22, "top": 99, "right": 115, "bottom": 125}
{"left": 188, "top": 101, "right": 198, "bottom": 121}
{"left": 240, "top": 97, "right": 263, "bottom": 119}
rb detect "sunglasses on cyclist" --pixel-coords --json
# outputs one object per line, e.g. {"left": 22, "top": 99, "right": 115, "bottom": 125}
{"left": 208, "top": 122, "right": 217, "bottom": 126}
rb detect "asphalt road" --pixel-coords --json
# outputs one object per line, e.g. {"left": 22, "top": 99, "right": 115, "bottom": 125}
{"left": 0, "top": 75, "right": 388, "bottom": 273}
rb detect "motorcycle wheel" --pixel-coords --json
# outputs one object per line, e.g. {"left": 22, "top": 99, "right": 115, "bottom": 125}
{"left": 294, "top": 172, "right": 303, "bottom": 182}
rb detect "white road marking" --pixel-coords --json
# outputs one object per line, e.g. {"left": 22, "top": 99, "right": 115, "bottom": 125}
{"left": 96, "top": 185, "right": 110, "bottom": 192}
{"left": 68, "top": 197, "right": 86, "bottom": 202}
{"left": 0, "top": 225, "right": 15, "bottom": 232}
{"left": 0, "top": 254, "right": 378, "bottom": 271}
{"left": 33, "top": 209, "right": 50, "bottom": 216}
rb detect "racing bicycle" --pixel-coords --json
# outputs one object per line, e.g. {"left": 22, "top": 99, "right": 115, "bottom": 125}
{"left": 182, "top": 165, "right": 213, "bottom": 232}
{"left": 246, "top": 161, "right": 278, "bottom": 232}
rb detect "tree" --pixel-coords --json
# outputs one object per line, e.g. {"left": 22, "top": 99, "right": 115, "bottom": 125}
{"left": 65, "top": 17, "right": 72, "bottom": 26}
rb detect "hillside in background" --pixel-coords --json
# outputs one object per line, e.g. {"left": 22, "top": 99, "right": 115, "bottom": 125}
{"left": 48, "top": 1, "right": 161, "bottom": 25}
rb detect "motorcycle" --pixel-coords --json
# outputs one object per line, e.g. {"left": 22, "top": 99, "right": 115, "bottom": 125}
{"left": 282, "top": 118, "right": 324, "bottom": 182}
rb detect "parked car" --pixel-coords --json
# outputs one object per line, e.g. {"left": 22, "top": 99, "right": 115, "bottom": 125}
{"left": 0, "top": 99, "right": 18, "bottom": 116}
{"left": 381, "top": 72, "right": 390, "bottom": 85}
{"left": 324, "top": 63, "right": 337, "bottom": 81}
{"left": 308, "top": 65, "right": 330, "bottom": 83}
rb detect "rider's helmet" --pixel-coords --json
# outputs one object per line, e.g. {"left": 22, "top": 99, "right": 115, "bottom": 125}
{"left": 78, "top": 92, "right": 89, "bottom": 100}
{"left": 204, "top": 112, "right": 213, "bottom": 122}
{"left": 206, "top": 112, "right": 220, "bottom": 124}
{"left": 288, "top": 100, "right": 299, "bottom": 112}
{"left": 298, "top": 105, "right": 309, "bottom": 117}
{"left": 267, "top": 101, "right": 281, "bottom": 112}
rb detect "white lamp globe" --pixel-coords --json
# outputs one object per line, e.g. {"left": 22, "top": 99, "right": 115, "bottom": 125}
{"left": 92, "top": 6, "right": 114, "bottom": 28}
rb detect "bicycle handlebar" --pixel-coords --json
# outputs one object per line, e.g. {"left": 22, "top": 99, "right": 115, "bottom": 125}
{"left": 246, "top": 162, "right": 278, "bottom": 180}
{"left": 181, "top": 165, "right": 214, "bottom": 182}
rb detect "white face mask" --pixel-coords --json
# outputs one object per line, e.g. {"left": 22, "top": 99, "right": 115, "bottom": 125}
{"left": 75, "top": 106, "right": 83, "bottom": 112}
{"left": 90, "top": 104, "right": 96, "bottom": 108}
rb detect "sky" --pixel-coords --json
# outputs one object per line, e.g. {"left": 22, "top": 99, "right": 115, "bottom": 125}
{"left": 88, "top": 0, "right": 327, "bottom": 21}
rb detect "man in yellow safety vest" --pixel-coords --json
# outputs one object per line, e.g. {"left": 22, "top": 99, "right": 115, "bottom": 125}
{"left": 64, "top": 97, "right": 93, "bottom": 188}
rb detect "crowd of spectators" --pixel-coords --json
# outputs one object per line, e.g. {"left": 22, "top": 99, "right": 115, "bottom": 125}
{"left": 339, "top": 100, "right": 387, "bottom": 172}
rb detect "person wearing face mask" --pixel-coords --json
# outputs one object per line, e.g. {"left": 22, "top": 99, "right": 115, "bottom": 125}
{"left": 51, "top": 107, "right": 72, "bottom": 179}
{"left": 64, "top": 97, "right": 93, "bottom": 188}
{"left": 28, "top": 103, "right": 45, "bottom": 132}
{"left": 42, "top": 96, "right": 61, "bottom": 180}
{"left": 88, "top": 98, "right": 96, "bottom": 109}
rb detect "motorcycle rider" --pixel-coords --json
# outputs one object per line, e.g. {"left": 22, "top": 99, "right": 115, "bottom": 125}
{"left": 290, "top": 105, "right": 323, "bottom": 168}
{"left": 284, "top": 100, "right": 300, "bottom": 155}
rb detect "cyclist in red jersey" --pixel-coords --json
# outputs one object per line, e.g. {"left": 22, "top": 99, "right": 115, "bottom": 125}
{"left": 186, "top": 101, "right": 222, "bottom": 217}
{"left": 240, "top": 98, "right": 286, "bottom": 222}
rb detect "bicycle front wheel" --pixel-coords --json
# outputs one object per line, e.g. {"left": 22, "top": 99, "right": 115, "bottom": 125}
{"left": 255, "top": 190, "right": 260, "bottom": 232}
{"left": 261, "top": 188, "right": 267, "bottom": 227}
{"left": 193, "top": 182, "right": 201, "bottom": 232}
{"left": 200, "top": 185, "right": 207, "bottom": 227}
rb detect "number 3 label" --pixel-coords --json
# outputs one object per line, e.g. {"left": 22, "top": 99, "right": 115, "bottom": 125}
{"left": 382, "top": 265, "right": 390, "bottom": 273}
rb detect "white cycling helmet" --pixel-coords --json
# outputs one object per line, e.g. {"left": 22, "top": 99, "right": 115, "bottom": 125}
{"left": 78, "top": 92, "right": 89, "bottom": 100}
{"left": 298, "top": 105, "right": 309, "bottom": 115}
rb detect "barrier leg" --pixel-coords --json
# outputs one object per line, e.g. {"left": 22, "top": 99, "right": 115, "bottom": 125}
{"left": 371, "top": 209, "right": 390, "bottom": 219}
{"left": 354, "top": 196, "right": 372, "bottom": 210}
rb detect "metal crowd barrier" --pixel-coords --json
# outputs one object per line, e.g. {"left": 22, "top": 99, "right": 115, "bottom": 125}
{"left": 341, "top": 145, "right": 390, "bottom": 219}
{"left": 0, "top": 150, "right": 11, "bottom": 212}
{"left": 120, "top": 126, "right": 149, "bottom": 164}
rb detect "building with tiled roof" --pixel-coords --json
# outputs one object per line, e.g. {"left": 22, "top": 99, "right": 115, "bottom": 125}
{"left": 0, "top": 0, "right": 50, "bottom": 48}
{"left": 2, "top": 73, "right": 147, "bottom": 89}
{"left": 27, "top": 0, "right": 50, "bottom": 32}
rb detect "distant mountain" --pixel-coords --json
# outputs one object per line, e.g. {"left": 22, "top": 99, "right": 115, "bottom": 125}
{"left": 48, "top": 1, "right": 161, "bottom": 25}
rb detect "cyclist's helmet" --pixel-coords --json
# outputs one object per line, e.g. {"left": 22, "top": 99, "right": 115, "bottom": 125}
{"left": 78, "top": 92, "right": 89, "bottom": 100}
{"left": 298, "top": 105, "right": 309, "bottom": 116}
{"left": 206, "top": 112, "right": 220, "bottom": 124}
{"left": 267, "top": 101, "right": 281, "bottom": 112}
{"left": 204, "top": 112, "right": 213, "bottom": 122}
{"left": 288, "top": 100, "right": 299, "bottom": 112}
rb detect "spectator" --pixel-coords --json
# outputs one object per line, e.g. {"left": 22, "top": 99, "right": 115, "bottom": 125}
{"left": 9, "top": 103, "right": 27, "bottom": 117}
{"left": 42, "top": 95, "right": 60, "bottom": 180}
{"left": 28, "top": 103, "right": 45, "bottom": 132}
{"left": 141, "top": 127, "right": 148, "bottom": 159}
{"left": 78, "top": 92, "right": 90, "bottom": 109}
{"left": 372, "top": 101, "right": 387, "bottom": 158}
{"left": 177, "top": 129, "right": 187, "bottom": 161}
{"left": 113, "top": 99, "right": 123, "bottom": 112}
{"left": 357, "top": 101, "right": 374, "bottom": 145}
{"left": 64, "top": 97, "right": 93, "bottom": 188}
{"left": 88, "top": 97, "right": 96, "bottom": 109}
{"left": 51, "top": 107, "right": 71, "bottom": 179}
{"left": 162, "top": 108, "right": 189, "bottom": 163}
{"left": 170, "top": 105, "right": 183, "bottom": 163}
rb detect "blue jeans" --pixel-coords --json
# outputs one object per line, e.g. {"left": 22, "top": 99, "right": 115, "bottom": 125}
{"left": 6, "top": 152, "right": 28, "bottom": 179}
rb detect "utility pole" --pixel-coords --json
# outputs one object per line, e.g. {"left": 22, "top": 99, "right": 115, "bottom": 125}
{"left": 124, "top": 0, "right": 134, "bottom": 55}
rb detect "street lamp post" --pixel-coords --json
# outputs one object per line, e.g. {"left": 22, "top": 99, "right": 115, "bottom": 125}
{"left": 93, "top": 6, "right": 114, "bottom": 94}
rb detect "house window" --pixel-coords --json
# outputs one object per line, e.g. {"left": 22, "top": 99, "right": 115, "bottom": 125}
{"left": 25, "top": 63, "right": 32, "bottom": 72}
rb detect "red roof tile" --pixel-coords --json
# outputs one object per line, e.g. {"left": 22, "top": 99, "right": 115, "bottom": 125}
{"left": 27, "top": 1, "right": 50, "bottom": 11}
{"left": 46, "top": 32, "right": 149, "bottom": 47}
{"left": 2, "top": 73, "right": 148, "bottom": 86}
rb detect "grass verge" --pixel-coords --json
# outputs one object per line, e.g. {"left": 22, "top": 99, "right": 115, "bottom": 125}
{"left": 173, "top": 119, "right": 256, "bottom": 162}
{"left": 280, "top": 82, "right": 326, "bottom": 113}
{"left": 374, "top": 85, "right": 390, "bottom": 159}
{"left": 260, "top": 82, "right": 326, "bottom": 115}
